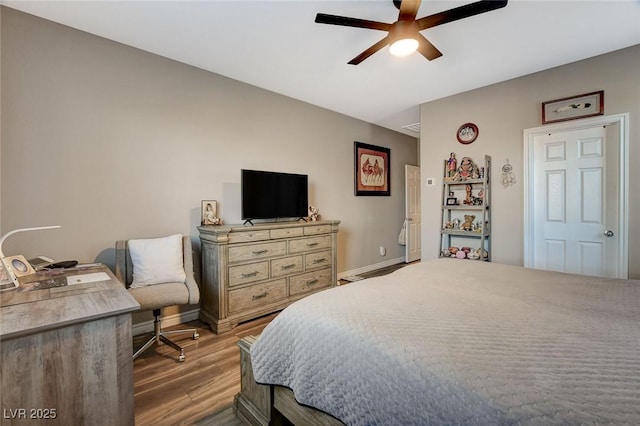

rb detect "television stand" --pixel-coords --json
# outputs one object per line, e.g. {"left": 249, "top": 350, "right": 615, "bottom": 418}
{"left": 243, "top": 219, "right": 254, "bottom": 226}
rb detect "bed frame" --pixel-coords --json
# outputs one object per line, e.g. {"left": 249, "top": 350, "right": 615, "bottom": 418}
{"left": 234, "top": 335, "right": 345, "bottom": 426}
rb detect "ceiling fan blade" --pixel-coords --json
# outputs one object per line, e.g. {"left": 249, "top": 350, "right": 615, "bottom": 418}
{"left": 416, "top": 0, "right": 508, "bottom": 31}
{"left": 315, "top": 13, "right": 392, "bottom": 32}
{"left": 398, "top": 0, "right": 422, "bottom": 21}
{"left": 416, "top": 33, "right": 442, "bottom": 61}
{"left": 348, "top": 36, "right": 390, "bottom": 65}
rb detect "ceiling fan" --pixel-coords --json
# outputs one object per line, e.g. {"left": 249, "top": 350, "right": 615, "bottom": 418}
{"left": 315, "top": 0, "right": 508, "bottom": 65}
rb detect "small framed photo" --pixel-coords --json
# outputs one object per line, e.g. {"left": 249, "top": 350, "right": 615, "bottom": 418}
{"left": 542, "top": 90, "right": 604, "bottom": 124}
{"left": 446, "top": 197, "right": 458, "bottom": 206}
{"left": 201, "top": 200, "right": 220, "bottom": 225}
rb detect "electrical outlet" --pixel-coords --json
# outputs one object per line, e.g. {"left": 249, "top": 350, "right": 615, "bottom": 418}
{"left": 426, "top": 177, "right": 436, "bottom": 186}
{"left": 379, "top": 246, "right": 386, "bottom": 256}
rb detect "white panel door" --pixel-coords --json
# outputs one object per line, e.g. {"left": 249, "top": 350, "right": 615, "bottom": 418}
{"left": 405, "top": 165, "right": 421, "bottom": 263}
{"left": 532, "top": 126, "right": 617, "bottom": 277}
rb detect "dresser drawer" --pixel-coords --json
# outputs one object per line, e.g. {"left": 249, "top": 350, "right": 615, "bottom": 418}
{"left": 289, "top": 235, "right": 332, "bottom": 253}
{"left": 228, "top": 241, "right": 287, "bottom": 263}
{"left": 270, "top": 227, "right": 304, "bottom": 239}
{"left": 271, "top": 255, "right": 303, "bottom": 278}
{"left": 228, "top": 262, "right": 269, "bottom": 287}
{"left": 305, "top": 250, "right": 332, "bottom": 270}
{"left": 228, "top": 230, "right": 270, "bottom": 244}
{"left": 228, "top": 280, "right": 287, "bottom": 313}
{"left": 290, "top": 269, "right": 333, "bottom": 296}
{"left": 304, "top": 224, "right": 332, "bottom": 235}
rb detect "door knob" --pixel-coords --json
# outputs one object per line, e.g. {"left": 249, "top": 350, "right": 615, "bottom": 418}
{"left": 604, "top": 230, "right": 614, "bottom": 237}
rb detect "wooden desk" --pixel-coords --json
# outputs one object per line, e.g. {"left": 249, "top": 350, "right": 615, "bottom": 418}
{"left": 0, "top": 265, "right": 139, "bottom": 425}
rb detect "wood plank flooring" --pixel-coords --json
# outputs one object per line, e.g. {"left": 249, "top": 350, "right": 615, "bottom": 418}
{"left": 133, "top": 261, "right": 410, "bottom": 425}
{"left": 132, "top": 313, "right": 276, "bottom": 426}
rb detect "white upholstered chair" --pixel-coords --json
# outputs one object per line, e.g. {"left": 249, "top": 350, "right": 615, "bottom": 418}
{"left": 115, "top": 234, "right": 200, "bottom": 362}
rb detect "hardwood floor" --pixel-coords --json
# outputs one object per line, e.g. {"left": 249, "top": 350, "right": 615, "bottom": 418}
{"left": 132, "top": 313, "right": 276, "bottom": 426}
{"left": 133, "top": 261, "right": 410, "bottom": 425}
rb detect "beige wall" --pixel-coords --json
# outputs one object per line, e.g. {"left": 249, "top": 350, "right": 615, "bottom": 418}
{"left": 420, "top": 44, "right": 640, "bottom": 278}
{"left": 1, "top": 8, "right": 417, "bottom": 277}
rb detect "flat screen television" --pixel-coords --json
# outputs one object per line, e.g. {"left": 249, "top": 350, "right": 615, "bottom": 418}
{"left": 241, "top": 169, "right": 308, "bottom": 223}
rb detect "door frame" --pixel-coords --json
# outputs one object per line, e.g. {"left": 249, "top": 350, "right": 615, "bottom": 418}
{"left": 404, "top": 164, "right": 421, "bottom": 263}
{"left": 523, "top": 113, "right": 629, "bottom": 278}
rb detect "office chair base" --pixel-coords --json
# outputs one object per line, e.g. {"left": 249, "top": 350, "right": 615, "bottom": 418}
{"left": 133, "top": 309, "right": 199, "bottom": 362}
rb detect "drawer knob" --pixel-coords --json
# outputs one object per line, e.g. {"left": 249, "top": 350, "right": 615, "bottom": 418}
{"left": 281, "top": 264, "right": 296, "bottom": 270}
{"left": 313, "top": 258, "right": 327, "bottom": 264}
{"left": 307, "top": 242, "right": 319, "bottom": 247}
{"left": 252, "top": 249, "right": 268, "bottom": 255}
{"left": 252, "top": 292, "right": 268, "bottom": 300}
{"left": 241, "top": 271, "right": 259, "bottom": 278}
{"left": 306, "top": 279, "right": 319, "bottom": 286}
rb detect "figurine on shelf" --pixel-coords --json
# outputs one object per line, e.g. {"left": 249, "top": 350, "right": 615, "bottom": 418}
{"left": 308, "top": 205, "right": 321, "bottom": 222}
{"left": 463, "top": 184, "right": 473, "bottom": 205}
{"left": 453, "top": 218, "right": 460, "bottom": 229}
{"left": 447, "top": 152, "right": 457, "bottom": 180}
{"left": 453, "top": 156, "right": 480, "bottom": 181}
{"left": 462, "top": 215, "right": 476, "bottom": 231}
{"left": 475, "top": 248, "right": 489, "bottom": 259}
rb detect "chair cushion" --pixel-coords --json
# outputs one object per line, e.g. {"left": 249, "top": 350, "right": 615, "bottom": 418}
{"left": 128, "top": 234, "right": 186, "bottom": 288}
{"left": 128, "top": 282, "right": 191, "bottom": 311}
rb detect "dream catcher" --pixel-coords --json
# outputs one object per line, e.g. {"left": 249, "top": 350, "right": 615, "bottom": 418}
{"left": 501, "top": 159, "right": 516, "bottom": 188}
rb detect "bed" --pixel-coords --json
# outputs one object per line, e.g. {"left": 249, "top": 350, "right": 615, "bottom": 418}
{"left": 235, "top": 259, "right": 640, "bottom": 425}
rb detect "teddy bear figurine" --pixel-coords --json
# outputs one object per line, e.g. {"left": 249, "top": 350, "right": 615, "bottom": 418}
{"left": 308, "top": 206, "right": 321, "bottom": 222}
{"left": 461, "top": 215, "right": 476, "bottom": 231}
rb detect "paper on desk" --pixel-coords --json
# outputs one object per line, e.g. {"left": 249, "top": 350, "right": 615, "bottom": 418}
{"left": 66, "top": 272, "right": 110, "bottom": 286}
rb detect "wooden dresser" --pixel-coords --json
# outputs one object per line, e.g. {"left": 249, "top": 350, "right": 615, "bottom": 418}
{"left": 198, "top": 220, "right": 340, "bottom": 333}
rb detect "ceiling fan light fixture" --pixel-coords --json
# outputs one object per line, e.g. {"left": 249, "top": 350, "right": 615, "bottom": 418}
{"left": 389, "top": 37, "right": 418, "bottom": 57}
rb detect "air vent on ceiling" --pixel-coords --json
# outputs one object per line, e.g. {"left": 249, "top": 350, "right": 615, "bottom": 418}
{"left": 402, "top": 122, "right": 421, "bottom": 133}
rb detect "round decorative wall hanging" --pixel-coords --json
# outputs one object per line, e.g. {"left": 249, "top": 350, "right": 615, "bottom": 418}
{"left": 457, "top": 123, "right": 478, "bottom": 144}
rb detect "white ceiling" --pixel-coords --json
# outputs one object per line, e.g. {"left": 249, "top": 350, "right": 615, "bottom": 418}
{"left": 4, "top": 0, "right": 640, "bottom": 137}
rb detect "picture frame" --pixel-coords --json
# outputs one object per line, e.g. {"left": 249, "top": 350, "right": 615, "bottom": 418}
{"left": 354, "top": 142, "right": 390, "bottom": 196}
{"left": 201, "top": 200, "right": 219, "bottom": 225}
{"left": 542, "top": 90, "right": 604, "bottom": 124}
{"left": 446, "top": 197, "right": 458, "bottom": 206}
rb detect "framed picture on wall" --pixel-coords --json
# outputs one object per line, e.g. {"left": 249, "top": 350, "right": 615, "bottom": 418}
{"left": 542, "top": 90, "right": 604, "bottom": 124}
{"left": 354, "top": 142, "right": 390, "bottom": 196}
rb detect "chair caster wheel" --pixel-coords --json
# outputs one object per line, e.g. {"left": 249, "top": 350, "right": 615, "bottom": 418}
{"left": 193, "top": 331, "right": 200, "bottom": 340}
{"left": 178, "top": 353, "right": 186, "bottom": 362}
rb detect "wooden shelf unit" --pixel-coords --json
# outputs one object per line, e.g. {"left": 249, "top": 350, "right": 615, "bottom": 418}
{"left": 440, "top": 155, "right": 491, "bottom": 261}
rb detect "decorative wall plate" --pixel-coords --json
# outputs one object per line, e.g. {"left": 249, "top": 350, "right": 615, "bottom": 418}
{"left": 457, "top": 123, "right": 478, "bottom": 144}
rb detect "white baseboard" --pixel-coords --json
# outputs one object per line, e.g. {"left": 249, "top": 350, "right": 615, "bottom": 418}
{"left": 132, "top": 308, "right": 201, "bottom": 336}
{"left": 337, "top": 256, "right": 405, "bottom": 281}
